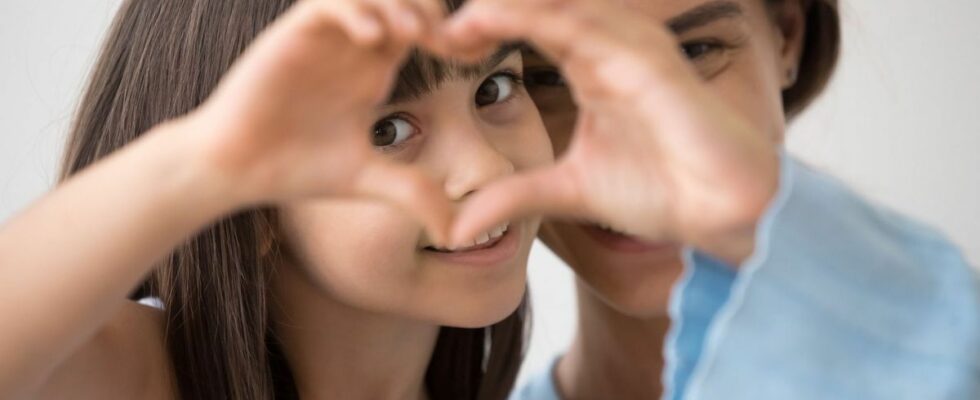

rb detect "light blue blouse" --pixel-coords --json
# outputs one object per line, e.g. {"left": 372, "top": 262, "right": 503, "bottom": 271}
{"left": 511, "top": 155, "right": 980, "bottom": 400}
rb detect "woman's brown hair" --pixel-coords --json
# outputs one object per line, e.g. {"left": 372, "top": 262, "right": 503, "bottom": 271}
{"left": 60, "top": 0, "right": 526, "bottom": 399}
{"left": 778, "top": 0, "right": 841, "bottom": 117}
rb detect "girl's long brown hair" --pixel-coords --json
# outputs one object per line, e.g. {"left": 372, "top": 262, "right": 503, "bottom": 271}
{"left": 60, "top": 0, "right": 526, "bottom": 399}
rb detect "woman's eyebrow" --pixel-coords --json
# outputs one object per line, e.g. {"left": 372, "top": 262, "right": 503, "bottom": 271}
{"left": 667, "top": 0, "right": 745, "bottom": 34}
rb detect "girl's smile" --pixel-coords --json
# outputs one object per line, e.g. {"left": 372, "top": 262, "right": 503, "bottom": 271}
{"left": 422, "top": 220, "right": 525, "bottom": 266}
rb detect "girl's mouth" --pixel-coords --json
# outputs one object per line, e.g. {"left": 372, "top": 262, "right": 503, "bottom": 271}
{"left": 426, "top": 223, "right": 509, "bottom": 253}
{"left": 422, "top": 223, "right": 520, "bottom": 265}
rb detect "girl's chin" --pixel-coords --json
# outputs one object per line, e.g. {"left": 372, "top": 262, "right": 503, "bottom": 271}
{"left": 428, "top": 289, "right": 527, "bottom": 329}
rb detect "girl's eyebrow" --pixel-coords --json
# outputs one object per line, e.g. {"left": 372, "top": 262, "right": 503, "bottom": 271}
{"left": 667, "top": 0, "right": 745, "bottom": 34}
{"left": 461, "top": 42, "right": 527, "bottom": 80}
{"left": 385, "top": 43, "right": 525, "bottom": 105}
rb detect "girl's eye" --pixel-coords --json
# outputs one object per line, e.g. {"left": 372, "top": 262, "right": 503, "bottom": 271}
{"left": 525, "top": 69, "right": 566, "bottom": 87}
{"left": 371, "top": 116, "right": 416, "bottom": 148}
{"left": 681, "top": 41, "right": 722, "bottom": 60}
{"left": 475, "top": 73, "right": 520, "bottom": 107}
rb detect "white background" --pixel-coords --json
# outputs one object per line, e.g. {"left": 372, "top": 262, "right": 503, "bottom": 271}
{"left": 1, "top": 0, "right": 978, "bottom": 388}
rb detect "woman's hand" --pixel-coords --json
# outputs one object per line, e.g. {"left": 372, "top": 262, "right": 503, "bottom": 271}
{"left": 182, "top": 0, "right": 453, "bottom": 242}
{"left": 441, "top": 0, "right": 781, "bottom": 264}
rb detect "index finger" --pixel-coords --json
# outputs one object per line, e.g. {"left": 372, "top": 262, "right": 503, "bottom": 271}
{"left": 444, "top": 0, "right": 691, "bottom": 78}
{"left": 354, "top": 160, "right": 455, "bottom": 246}
{"left": 450, "top": 164, "right": 587, "bottom": 247}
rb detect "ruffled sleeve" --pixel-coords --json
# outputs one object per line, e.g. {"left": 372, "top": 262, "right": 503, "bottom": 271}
{"left": 665, "top": 154, "right": 980, "bottom": 400}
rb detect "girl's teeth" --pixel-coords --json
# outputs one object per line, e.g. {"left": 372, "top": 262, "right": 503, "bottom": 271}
{"left": 475, "top": 232, "right": 491, "bottom": 246}
{"left": 490, "top": 224, "right": 506, "bottom": 239}
{"left": 427, "top": 223, "right": 511, "bottom": 253}
{"left": 596, "top": 223, "right": 633, "bottom": 237}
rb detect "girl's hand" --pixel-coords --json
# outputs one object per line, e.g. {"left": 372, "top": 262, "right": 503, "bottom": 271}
{"left": 442, "top": 0, "right": 781, "bottom": 264}
{"left": 182, "top": 0, "right": 453, "bottom": 242}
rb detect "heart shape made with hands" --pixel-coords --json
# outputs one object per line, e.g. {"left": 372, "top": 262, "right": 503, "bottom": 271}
{"left": 425, "top": 0, "right": 781, "bottom": 261}
{"left": 221, "top": 0, "right": 780, "bottom": 261}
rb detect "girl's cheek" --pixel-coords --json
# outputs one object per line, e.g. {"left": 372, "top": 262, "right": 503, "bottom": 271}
{"left": 282, "top": 201, "right": 423, "bottom": 274}
{"left": 520, "top": 103, "right": 559, "bottom": 168}
{"left": 482, "top": 104, "right": 524, "bottom": 125}
{"left": 489, "top": 126, "right": 551, "bottom": 173}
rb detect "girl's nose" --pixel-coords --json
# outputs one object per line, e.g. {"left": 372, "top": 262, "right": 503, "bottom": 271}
{"left": 443, "top": 131, "right": 516, "bottom": 202}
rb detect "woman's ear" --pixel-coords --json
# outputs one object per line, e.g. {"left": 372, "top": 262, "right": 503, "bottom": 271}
{"left": 769, "top": 0, "right": 809, "bottom": 89}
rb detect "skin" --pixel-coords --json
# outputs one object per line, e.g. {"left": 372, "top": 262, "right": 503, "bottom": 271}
{"left": 271, "top": 48, "right": 550, "bottom": 400}
{"left": 0, "top": 1, "right": 552, "bottom": 398}
{"left": 0, "top": 0, "right": 808, "bottom": 399}
{"left": 274, "top": 50, "right": 551, "bottom": 399}
{"left": 439, "top": 0, "right": 807, "bottom": 398}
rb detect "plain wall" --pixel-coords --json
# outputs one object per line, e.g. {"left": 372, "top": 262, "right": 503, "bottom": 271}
{"left": 1, "top": 0, "right": 977, "bottom": 390}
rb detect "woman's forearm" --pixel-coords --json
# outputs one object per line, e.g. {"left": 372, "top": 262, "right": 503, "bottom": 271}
{"left": 0, "top": 121, "right": 235, "bottom": 395}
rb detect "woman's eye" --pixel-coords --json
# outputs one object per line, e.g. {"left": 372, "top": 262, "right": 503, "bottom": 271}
{"left": 679, "top": 39, "right": 734, "bottom": 79}
{"left": 371, "top": 116, "right": 416, "bottom": 148}
{"left": 475, "top": 73, "right": 519, "bottom": 107}
{"left": 681, "top": 41, "right": 722, "bottom": 60}
{"left": 525, "top": 69, "right": 566, "bottom": 87}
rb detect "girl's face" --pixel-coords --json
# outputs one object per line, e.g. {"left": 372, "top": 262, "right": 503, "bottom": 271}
{"left": 526, "top": 0, "right": 805, "bottom": 316}
{"left": 278, "top": 51, "right": 553, "bottom": 328}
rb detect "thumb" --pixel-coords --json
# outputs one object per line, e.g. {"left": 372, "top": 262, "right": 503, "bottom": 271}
{"left": 451, "top": 165, "right": 586, "bottom": 246}
{"left": 354, "top": 160, "right": 454, "bottom": 245}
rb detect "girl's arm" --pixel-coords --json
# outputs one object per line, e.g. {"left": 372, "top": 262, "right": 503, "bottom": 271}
{"left": 0, "top": 0, "right": 453, "bottom": 397}
{"left": 0, "top": 123, "right": 228, "bottom": 398}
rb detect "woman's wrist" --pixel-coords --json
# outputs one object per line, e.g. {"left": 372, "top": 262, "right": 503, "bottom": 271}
{"left": 686, "top": 148, "right": 781, "bottom": 267}
{"left": 693, "top": 226, "right": 759, "bottom": 267}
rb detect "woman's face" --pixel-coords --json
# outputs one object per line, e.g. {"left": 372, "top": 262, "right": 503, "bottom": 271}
{"left": 279, "top": 51, "right": 553, "bottom": 328}
{"left": 525, "top": 0, "right": 805, "bottom": 317}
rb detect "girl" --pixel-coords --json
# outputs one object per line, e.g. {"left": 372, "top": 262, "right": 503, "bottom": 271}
{"left": 0, "top": 0, "right": 552, "bottom": 399}
{"left": 435, "top": 0, "right": 980, "bottom": 399}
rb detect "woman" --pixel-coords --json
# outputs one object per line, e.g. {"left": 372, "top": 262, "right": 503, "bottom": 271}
{"left": 435, "top": 0, "right": 980, "bottom": 399}
{"left": 0, "top": 0, "right": 550, "bottom": 399}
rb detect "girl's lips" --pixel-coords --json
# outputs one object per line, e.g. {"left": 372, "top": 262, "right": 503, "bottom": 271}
{"left": 581, "top": 224, "right": 674, "bottom": 253}
{"left": 422, "top": 223, "right": 521, "bottom": 266}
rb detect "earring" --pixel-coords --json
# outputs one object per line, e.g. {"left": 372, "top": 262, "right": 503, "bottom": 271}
{"left": 786, "top": 68, "right": 798, "bottom": 86}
